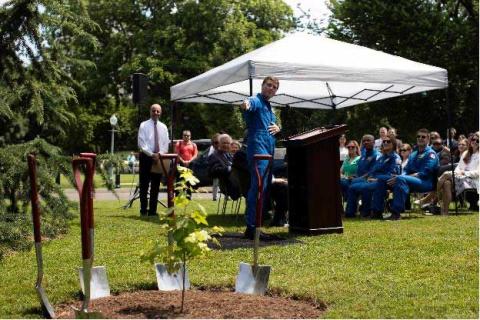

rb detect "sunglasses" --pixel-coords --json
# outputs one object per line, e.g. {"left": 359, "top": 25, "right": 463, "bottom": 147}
{"left": 400, "top": 149, "right": 409, "bottom": 152}
{"left": 347, "top": 146, "right": 356, "bottom": 149}
{"left": 472, "top": 139, "right": 479, "bottom": 143}
{"left": 417, "top": 135, "right": 428, "bottom": 139}
{"left": 183, "top": 135, "right": 191, "bottom": 137}
{"left": 433, "top": 143, "right": 441, "bottom": 146}
{"left": 382, "top": 140, "right": 392, "bottom": 144}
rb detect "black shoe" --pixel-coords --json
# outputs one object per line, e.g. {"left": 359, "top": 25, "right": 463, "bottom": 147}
{"left": 147, "top": 211, "right": 157, "bottom": 216}
{"left": 243, "top": 227, "right": 255, "bottom": 240}
{"left": 385, "top": 213, "right": 401, "bottom": 221}
{"left": 370, "top": 212, "right": 383, "bottom": 220}
{"left": 140, "top": 211, "right": 148, "bottom": 216}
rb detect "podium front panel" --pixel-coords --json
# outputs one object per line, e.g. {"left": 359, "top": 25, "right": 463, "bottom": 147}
{"left": 286, "top": 126, "right": 345, "bottom": 235}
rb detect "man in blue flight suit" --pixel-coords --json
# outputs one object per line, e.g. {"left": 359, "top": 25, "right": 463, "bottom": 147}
{"left": 345, "top": 134, "right": 379, "bottom": 217}
{"left": 240, "top": 76, "right": 281, "bottom": 240}
{"left": 380, "top": 128, "right": 439, "bottom": 220}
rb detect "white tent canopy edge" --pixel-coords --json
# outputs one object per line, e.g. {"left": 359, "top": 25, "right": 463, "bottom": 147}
{"left": 170, "top": 33, "right": 448, "bottom": 110}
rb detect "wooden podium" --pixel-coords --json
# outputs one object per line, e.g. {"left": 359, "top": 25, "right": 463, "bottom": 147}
{"left": 284, "top": 125, "right": 347, "bottom": 235}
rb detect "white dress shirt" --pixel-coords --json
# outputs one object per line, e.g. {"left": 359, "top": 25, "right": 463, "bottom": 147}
{"left": 138, "top": 118, "right": 169, "bottom": 156}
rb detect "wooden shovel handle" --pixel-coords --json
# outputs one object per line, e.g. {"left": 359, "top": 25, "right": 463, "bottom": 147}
{"left": 79, "top": 153, "right": 96, "bottom": 228}
{"left": 72, "top": 158, "right": 93, "bottom": 260}
{"left": 27, "top": 154, "right": 41, "bottom": 243}
{"left": 159, "top": 153, "right": 178, "bottom": 209}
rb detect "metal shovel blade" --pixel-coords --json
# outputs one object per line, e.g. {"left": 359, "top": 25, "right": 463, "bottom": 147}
{"left": 79, "top": 266, "right": 110, "bottom": 299}
{"left": 73, "top": 307, "right": 104, "bottom": 319}
{"left": 36, "top": 285, "right": 56, "bottom": 319}
{"left": 235, "top": 262, "right": 271, "bottom": 295}
{"left": 155, "top": 263, "right": 190, "bottom": 291}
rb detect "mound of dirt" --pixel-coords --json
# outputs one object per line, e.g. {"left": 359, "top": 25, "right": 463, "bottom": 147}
{"left": 56, "top": 288, "right": 325, "bottom": 319}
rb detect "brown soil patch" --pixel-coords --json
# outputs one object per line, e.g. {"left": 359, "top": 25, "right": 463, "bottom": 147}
{"left": 55, "top": 288, "right": 325, "bottom": 319}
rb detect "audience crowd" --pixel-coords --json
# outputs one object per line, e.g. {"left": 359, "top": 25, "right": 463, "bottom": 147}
{"left": 198, "top": 126, "right": 478, "bottom": 225}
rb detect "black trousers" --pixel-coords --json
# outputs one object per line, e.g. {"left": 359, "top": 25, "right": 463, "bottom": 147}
{"left": 139, "top": 153, "right": 162, "bottom": 215}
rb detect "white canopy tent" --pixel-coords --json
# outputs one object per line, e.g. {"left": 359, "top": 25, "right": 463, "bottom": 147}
{"left": 170, "top": 33, "right": 448, "bottom": 109}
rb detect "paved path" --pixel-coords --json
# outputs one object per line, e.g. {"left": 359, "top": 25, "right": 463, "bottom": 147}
{"left": 64, "top": 187, "right": 214, "bottom": 201}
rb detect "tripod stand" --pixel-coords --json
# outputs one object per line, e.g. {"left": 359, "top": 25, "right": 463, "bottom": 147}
{"left": 122, "top": 168, "right": 167, "bottom": 209}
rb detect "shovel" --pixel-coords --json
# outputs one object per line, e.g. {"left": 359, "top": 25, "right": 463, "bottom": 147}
{"left": 154, "top": 154, "right": 191, "bottom": 291}
{"left": 76, "top": 153, "right": 110, "bottom": 299}
{"left": 27, "top": 154, "right": 56, "bottom": 319}
{"left": 235, "top": 154, "right": 273, "bottom": 295}
{"left": 72, "top": 158, "right": 103, "bottom": 319}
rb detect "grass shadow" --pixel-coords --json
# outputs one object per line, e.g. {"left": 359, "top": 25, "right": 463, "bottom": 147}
{"left": 209, "top": 231, "right": 302, "bottom": 250}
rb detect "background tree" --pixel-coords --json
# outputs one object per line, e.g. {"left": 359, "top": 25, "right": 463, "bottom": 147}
{"left": 67, "top": 0, "right": 295, "bottom": 152}
{"left": 323, "top": 0, "right": 478, "bottom": 142}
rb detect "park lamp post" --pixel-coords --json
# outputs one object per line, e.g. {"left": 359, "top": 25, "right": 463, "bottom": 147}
{"left": 109, "top": 114, "right": 120, "bottom": 188}
{"left": 109, "top": 114, "right": 118, "bottom": 154}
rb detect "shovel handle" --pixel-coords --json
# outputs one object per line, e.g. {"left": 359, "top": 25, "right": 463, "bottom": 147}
{"left": 159, "top": 153, "right": 178, "bottom": 210}
{"left": 80, "top": 152, "right": 96, "bottom": 228}
{"left": 27, "top": 154, "right": 42, "bottom": 244}
{"left": 253, "top": 154, "right": 273, "bottom": 228}
{"left": 72, "top": 158, "right": 93, "bottom": 260}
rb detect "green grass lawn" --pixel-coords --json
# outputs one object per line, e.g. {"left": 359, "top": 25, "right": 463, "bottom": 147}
{"left": 0, "top": 200, "right": 478, "bottom": 318}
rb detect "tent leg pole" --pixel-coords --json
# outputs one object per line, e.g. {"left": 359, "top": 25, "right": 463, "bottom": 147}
{"left": 445, "top": 88, "right": 457, "bottom": 215}
{"left": 170, "top": 102, "right": 176, "bottom": 153}
{"left": 249, "top": 77, "right": 253, "bottom": 96}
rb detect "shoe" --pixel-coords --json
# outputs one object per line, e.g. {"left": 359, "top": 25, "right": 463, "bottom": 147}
{"left": 370, "top": 212, "right": 383, "bottom": 220}
{"left": 385, "top": 213, "right": 401, "bottom": 221}
{"left": 420, "top": 203, "right": 431, "bottom": 211}
{"left": 147, "top": 211, "right": 157, "bottom": 216}
{"left": 243, "top": 227, "right": 278, "bottom": 241}
{"left": 413, "top": 199, "right": 421, "bottom": 205}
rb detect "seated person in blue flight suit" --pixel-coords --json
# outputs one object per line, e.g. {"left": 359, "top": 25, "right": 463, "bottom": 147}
{"left": 345, "top": 134, "right": 400, "bottom": 218}
{"left": 344, "top": 134, "right": 379, "bottom": 217}
{"left": 376, "top": 128, "right": 439, "bottom": 220}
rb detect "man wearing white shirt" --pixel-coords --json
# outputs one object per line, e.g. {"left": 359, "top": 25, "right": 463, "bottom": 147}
{"left": 137, "top": 104, "right": 169, "bottom": 216}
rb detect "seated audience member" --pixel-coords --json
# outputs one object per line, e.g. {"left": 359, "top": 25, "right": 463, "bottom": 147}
{"left": 431, "top": 138, "right": 451, "bottom": 167}
{"left": 444, "top": 127, "right": 458, "bottom": 150}
{"left": 207, "top": 133, "right": 240, "bottom": 200}
{"left": 344, "top": 134, "right": 379, "bottom": 217}
{"left": 400, "top": 143, "right": 412, "bottom": 174}
{"left": 453, "top": 138, "right": 468, "bottom": 163}
{"left": 374, "top": 127, "right": 388, "bottom": 151}
{"left": 379, "top": 128, "right": 439, "bottom": 220}
{"left": 231, "top": 140, "right": 241, "bottom": 154}
{"left": 436, "top": 132, "right": 479, "bottom": 214}
{"left": 340, "top": 140, "right": 361, "bottom": 201}
{"left": 346, "top": 134, "right": 401, "bottom": 219}
{"left": 429, "top": 131, "right": 441, "bottom": 146}
{"left": 339, "top": 134, "right": 348, "bottom": 163}
{"left": 209, "top": 133, "right": 221, "bottom": 201}
{"left": 399, "top": 143, "right": 413, "bottom": 210}
{"left": 388, "top": 127, "right": 402, "bottom": 152}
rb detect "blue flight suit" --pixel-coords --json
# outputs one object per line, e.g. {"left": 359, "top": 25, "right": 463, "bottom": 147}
{"left": 344, "top": 147, "right": 379, "bottom": 217}
{"left": 243, "top": 93, "right": 276, "bottom": 230}
{"left": 378, "top": 146, "right": 438, "bottom": 214}
{"left": 346, "top": 151, "right": 400, "bottom": 217}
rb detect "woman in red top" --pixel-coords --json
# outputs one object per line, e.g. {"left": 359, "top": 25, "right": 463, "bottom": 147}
{"left": 175, "top": 130, "right": 198, "bottom": 167}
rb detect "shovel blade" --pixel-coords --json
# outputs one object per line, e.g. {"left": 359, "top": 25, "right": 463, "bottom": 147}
{"left": 155, "top": 263, "right": 190, "bottom": 291}
{"left": 74, "top": 307, "right": 104, "bottom": 319}
{"left": 79, "top": 266, "right": 110, "bottom": 299}
{"left": 36, "top": 286, "right": 56, "bottom": 319}
{"left": 235, "top": 262, "right": 271, "bottom": 295}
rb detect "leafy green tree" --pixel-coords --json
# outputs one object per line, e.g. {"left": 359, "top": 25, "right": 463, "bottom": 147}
{"left": 0, "top": 0, "right": 99, "bottom": 147}
{"left": 68, "top": 0, "right": 295, "bottom": 151}
{"left": 323, "top": 0, "right": 478, "bottom": 142}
